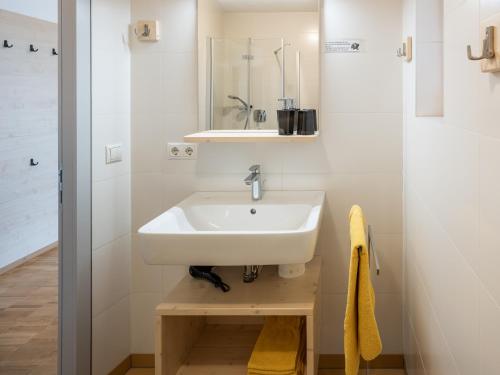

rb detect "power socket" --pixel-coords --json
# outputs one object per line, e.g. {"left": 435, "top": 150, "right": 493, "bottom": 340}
{"left": 167, "top": 143, "right": 198, "bottom": 160}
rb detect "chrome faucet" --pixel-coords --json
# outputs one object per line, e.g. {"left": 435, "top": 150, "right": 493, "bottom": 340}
{"left": 244, "top": 164, "right": 262, "bottom": 201}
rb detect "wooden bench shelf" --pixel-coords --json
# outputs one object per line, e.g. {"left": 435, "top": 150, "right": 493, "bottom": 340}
{"left": 155, "top": 257, "right": 322, "bottom": 375}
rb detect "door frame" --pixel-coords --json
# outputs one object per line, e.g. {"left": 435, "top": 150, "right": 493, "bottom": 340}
{"left": 58, "top": 0, "right": 92, "bottom": 373}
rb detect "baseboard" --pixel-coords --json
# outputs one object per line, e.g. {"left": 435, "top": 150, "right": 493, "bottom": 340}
{"left": 0, "top": 241, "right": 58, "bottom": 276}
{"left": 109, "top": 353, "right": 405, "bottom": 374}
{"left": 109, "top": 356, "right": 131, "bottom": 375}
{"left": 318, "top": 354, "right": 405, "bottom": 369}
{"left": 131, "top": 354, "right": 155, "bottom": 368}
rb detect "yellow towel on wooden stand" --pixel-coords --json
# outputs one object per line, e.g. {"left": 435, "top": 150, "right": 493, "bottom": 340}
{"left": 248, "top": 316, "right": 304, "bottom": 375}
{"left": 344, "top": 205, "right": 382, "bottom": 375}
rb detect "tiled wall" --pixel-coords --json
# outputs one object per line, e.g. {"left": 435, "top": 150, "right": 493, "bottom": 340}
{"left": 130, "top": 0, "right": 403, "bottom": 355}
{"left": 91, "top": 0, "right": 132, "bottom": 373}
{"left": 403, "top": 0, "right": 500, "bottom": 374}
{"left": 0, "top": 10, "right": 58, "bottom": 270}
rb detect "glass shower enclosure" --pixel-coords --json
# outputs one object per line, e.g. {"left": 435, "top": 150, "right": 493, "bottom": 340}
{"left": 205, "top": 37, "right": 300, "bottom": 131}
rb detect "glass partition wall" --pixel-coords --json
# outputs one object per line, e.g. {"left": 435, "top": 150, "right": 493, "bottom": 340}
{"left": 207, "top": 37, "right": 300, "bottom": 130}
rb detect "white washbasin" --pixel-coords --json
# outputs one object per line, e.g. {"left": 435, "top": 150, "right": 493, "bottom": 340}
{"left": 138, "top": 191, "right": 325, "bottom": 271}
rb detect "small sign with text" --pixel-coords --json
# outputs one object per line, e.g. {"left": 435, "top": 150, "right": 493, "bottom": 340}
{"left": 324, "top": 40, "right": 363, "bottom": 53}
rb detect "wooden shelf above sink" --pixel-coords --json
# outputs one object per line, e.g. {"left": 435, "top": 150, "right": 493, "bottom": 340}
{"left": 184, "top": 131, "right": 319, "bottom": 143}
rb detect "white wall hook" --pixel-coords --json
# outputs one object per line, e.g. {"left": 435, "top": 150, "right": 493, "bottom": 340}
{"left": 397, "top": 37, "right": 412, "bottom": 62}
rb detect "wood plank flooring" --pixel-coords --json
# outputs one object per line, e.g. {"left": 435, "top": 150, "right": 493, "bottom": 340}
{"left": 125, "top": 369, "right": 406, "bottom": 375}
{"left": 0, "top": 248, "right": 58, "bottom": 375}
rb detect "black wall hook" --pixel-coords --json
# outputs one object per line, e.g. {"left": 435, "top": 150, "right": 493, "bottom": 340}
{"left": 30, "top": 158, "right": 39, "bottom": 166}
{"left": 3, "top": 40, "right": 13, "bottom": 48}
{"left": 29, "top": 44, "right": 38, "bottom": 52}
{"left": 52, "top": 48, "right": 58, "bottom": 55}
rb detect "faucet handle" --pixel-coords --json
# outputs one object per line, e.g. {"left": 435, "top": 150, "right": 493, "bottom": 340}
{"left": 249, "top": 164, "right": 260, "bottom": 173}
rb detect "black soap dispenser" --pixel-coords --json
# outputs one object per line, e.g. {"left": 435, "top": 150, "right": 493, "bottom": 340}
{"left": 277, "top": 98, "right": 297, "bottom": 135}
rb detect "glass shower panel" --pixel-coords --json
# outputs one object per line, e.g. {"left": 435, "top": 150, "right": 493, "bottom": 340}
{"left": 209, "top": 37, "right": 293, "bottom": 131}
{"left": 248, "top": 38, "right": 283, "bottom": 130}
{"left": 212, "top": 37, "right": 250, "bottom": 130}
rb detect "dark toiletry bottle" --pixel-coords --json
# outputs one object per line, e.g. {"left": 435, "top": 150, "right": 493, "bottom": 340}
{"left": 277, "top": 109, "right": 297, "bottom": 135}
{"left": 297, "top": 109, "right": 317, "bottom": 135}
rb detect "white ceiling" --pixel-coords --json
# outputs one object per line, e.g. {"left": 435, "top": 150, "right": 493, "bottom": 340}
{"left": 216, "top": 0, "right": 319, "bottom": 12}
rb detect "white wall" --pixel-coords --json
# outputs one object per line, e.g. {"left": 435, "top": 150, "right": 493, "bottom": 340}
{"left": 0, "top": 10, "right": 58, "bottom": 270}
{"left": 0, "top": 0, "right": 57, "bottom": 22}
{"left": 130, "top": 0, "right": 403, "bottom": 355}
{"left": 91, "top": 0, "right": 132, "bottom": 373}
{"left": 403, "top": 1, "right": 500, "bottom": 374}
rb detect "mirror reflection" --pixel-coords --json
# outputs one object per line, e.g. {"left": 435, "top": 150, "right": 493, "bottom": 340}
{"left": 198, "top": 1, "right": 319, "bottom": 133}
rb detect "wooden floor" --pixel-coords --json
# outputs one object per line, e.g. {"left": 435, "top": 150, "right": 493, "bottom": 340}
{"left": 125, "top": 369, "right": 406, "bottom": 375}
{"left": 0, "top": 248, "right": 58, "bottom": 375}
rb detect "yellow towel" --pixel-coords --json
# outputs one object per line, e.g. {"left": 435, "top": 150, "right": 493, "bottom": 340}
{"left": 248, "top": 316, "right": 303, "bottom": 375}
{"left": 344, "top": 205, "right": 382, "bottom": 375}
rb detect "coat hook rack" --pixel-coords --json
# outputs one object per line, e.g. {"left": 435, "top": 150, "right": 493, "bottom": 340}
{"left": 29, "top": 44, "right": 38, "bottom": 52}
{"left": 3, "top": 40, "right": 13, "bottom": 48}
{"left": 29, "top": 158, "right": 39, "bottom": 166}
{"left": 52, "top": 48, "right": 58, "bottom": 55}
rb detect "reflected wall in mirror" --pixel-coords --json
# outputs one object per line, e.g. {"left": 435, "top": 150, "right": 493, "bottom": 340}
{"left": 198, "top": 0, "right": 319, "bottom": 132}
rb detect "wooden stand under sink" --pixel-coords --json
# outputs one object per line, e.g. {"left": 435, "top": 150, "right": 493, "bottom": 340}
{"left": 155, "top": 257, "right": 322, "bottom": 375}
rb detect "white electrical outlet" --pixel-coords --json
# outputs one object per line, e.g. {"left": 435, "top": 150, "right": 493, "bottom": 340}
{"left": 167, "top": 143, "right": 198, "bottom": 160}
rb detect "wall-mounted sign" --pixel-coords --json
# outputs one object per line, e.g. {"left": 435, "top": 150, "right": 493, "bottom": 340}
{"left": 325, "top": 40, "right": 363, "bottom": 53}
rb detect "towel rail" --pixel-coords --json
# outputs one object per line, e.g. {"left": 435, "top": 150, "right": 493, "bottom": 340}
{"left": 367, "top": 225, "right": 380, "bottom": 276}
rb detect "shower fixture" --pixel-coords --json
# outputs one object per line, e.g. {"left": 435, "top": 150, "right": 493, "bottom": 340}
{"left": 228, "top": 95, "right": 253, "bottom": 130}
{"left": 273, "top": 43, "right": 291, "bottom": 55}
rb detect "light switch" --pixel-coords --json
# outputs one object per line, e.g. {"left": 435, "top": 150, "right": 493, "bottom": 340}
{"left": 105, "top": 144, "right": 122, "bottom": 164}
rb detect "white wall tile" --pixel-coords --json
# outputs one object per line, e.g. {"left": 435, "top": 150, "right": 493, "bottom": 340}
{"left": 480, "top": 0, "right": 500, "bottom": 20}
{"left": 415, "top": 42, "right": 443, "bottom": 116}
{"left": 92, "top": 234, "right": 131, "bottom": 317}
{"left": 92, "top": 0, "right": 132, "bottom": 370}
{"left": 416, "top": 0, "right": 444, "bottom": 42}
{"left": 162, "top": 265, "right": 187, "bottom": 298}
{"left": 403, "top": 1, "right": 500, "bottom": 373}
{"left": 322, "top": 53, "right": 402, "bottom": 114}
{"left": 131, "top": 0, "right": 196, "bottom": 54}
{"left": 323, "top": 0, "right": 402, "bottom": 52}
{"left": 92, "top": 174, "right": 131, "bottom": 250}
{"left": 92, "top": 297, "right": 130, "bottom": 375}
{"left": 406, "top": 188, "right": 480, "bottom": 375}
{"left": 479, "top": 285, "right": 500, "bottom": 374}
{"left": 321, "top": 113, "right": 403, "bottom": 174}
{"left": 131, "top": 234, "right": 162, "bottom": 294}
{"left": 93, "top": 113, "right": 131, "bottom": 182}
{"left": 376, "top": 293, "right": 403, "bottom": 353}
{"left": 320, "top": 293, "right": 346, "bottom": 354}
{"left": 130, "top": 292, "right": 163, "bottom": 353}
{"left": 408, "top": 257, "right": 460, "bottom": 375}
{"left": 479, "top": 135, "right": 500, "bottom": 306}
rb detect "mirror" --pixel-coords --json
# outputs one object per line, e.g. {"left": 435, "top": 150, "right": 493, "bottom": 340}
{"left": 197, "top": 0, "right": 320, "bottom": 133}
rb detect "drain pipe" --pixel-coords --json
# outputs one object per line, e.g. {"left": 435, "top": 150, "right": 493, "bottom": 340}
{"left": 243, "top": 265, "right": 261, "bottom": 283}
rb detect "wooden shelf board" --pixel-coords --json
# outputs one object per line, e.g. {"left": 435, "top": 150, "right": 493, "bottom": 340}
{"left": 176, "top": 324, "right": 261, "bottom": 375}
{"left": 157, "top": 257, "right": 321, "bottom": 317}
{"left": 184, "top": 131, "right": 319, "bottom": 143}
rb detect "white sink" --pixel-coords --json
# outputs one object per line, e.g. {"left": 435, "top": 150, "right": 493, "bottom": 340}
{"left": 138, "top": 191, "right": 325, "bottom": 275}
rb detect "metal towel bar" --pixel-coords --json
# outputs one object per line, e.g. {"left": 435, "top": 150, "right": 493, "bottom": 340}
{"left": 367, "top": 225, "right": 380, "bottom": 276}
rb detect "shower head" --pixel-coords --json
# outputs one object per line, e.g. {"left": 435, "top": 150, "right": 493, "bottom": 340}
{"left": 227, "top": 95, "right": 249, "bottom": 109}
{"left": 273, "top": 43, "right": 292, "bottom": 55}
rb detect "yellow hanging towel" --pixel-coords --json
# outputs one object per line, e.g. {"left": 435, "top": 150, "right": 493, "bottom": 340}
{"left": 344, "top": 205, "right": 382, "bottom": 375}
